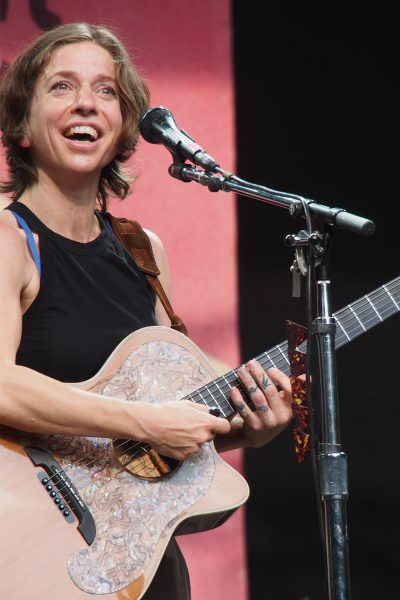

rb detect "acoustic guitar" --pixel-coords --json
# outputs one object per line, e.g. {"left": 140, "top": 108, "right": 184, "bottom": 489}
{"left": 1, "top": 276, "right": 399, "bottom": 599}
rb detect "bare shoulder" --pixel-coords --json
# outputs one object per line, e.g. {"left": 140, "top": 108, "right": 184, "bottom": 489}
{"left": 0, "top": 203, "right": 36, "bottom": 362}
{"left": 144, "top": 228, "right": 166, "bottom": 256}
{"left": 0, "top": 194, "right": 11, "bottom": 210}
{"left": 143, "top": 228, "right": 170, "bottom": 280}
{"left": 0, "top": 210, "right": 25, "bottom": 252}
{"left": 0, "top": 209, "right": 32, "bottom": 288}
{"left": 143, "top": 228, "right": 172, "bottom": 326}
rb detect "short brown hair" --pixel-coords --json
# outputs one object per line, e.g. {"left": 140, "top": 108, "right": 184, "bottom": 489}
{"left": 0, "top": 22, "right": 150, "bottom": 209}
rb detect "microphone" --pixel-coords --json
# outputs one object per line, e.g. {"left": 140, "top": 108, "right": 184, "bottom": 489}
{"left": 139, "top": 107, "right": 220, "bottom": 172}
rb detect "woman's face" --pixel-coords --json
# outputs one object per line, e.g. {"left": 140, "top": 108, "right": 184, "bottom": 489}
{"left": 22, "top": 41, "right": 123, "bottom": 181}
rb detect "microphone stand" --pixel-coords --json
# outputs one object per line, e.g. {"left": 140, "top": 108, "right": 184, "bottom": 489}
{"left": 168, "top": 160, "right": 376, "bottom": 600}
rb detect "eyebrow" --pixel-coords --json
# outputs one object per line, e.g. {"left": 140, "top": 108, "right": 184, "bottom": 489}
{"left": 44, "top": 70, "right": 117, "bottom": 84}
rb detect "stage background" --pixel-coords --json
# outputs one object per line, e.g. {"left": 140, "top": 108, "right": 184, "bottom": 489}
{"left": 1, "top": 3, "right": 399, "bottom": 599}
{"left": 233, "top": 5, "right": 399, "bottom": 600}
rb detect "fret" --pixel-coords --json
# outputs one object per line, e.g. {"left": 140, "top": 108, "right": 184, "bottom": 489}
{"left": 208, "top": 379, "right": 232, "bottom": 414}
{"left": 339, "top": 305, "right": 365, "bottom": 339}
{"left": 368, "top": 286, "right": 396, "bottom": 313}
{"left": 220, "top": 374, "right": 236, "bottom": 416}
{"left": 389, "top": 280, "right": 400, "bottom": 306}
{"left": 275, "top": 345, "right": 291, "bottom": 376}
{"left": 349, "top": 305, "right": 366, "bottom": 331}
{"left": 184, "top": 277, "right": 400, "bottom": 422}
{"left": 383, "top": 284, "right": 400, "bottom": 311}
{"left": 277, "top": 344, "right": 290, "bottom": 365}
{"left": 263, "top": 352, "right": 277, "bottom": 369}
{"left": 371, "top": 294, "right": 397, "bottom": 321}
{"left": 365, "top": 295, "right": 383, "bottom": 322}
{"left": 224, "top": 370, "right": 241, "bottom": 393}
{"left": 348, "top": 297, "right": 376, "bottom": 330}
{"left": 230, "top": 371, "right": 256, "bottom": 412}
{"left": 220, "top": 373, "right": 233, "bottom": 394}
{"left": 336, "top": 318, "right": 351, "bottom": 341}
{"left": 269, "top": 349, "right": 288, "bottom": 372}
{"left": 190, "top": 381, "right": 233, "bottom": 417}
{"left": 210, "top": 379, "right": 228, "bottom": 418}
{"left": 193, "top": 387, "right": 210, "bottom": 407}
{"left": 203, "top": 380, "right": 223, "bottom": 400}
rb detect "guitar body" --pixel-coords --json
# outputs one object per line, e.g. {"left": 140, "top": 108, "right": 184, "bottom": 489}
{"left": 0, "top": 326, "right": 249, "bottom": 600}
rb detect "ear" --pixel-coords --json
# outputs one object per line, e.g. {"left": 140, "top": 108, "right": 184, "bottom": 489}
{"left": 18, "top": 135, "right": 31, "bottom": 149}
{"left": 18, "top": 124, "right": 31, "bottom": 148}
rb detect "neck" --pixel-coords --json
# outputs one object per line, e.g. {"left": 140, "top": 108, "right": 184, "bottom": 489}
{"left": 20, "top": 172, "right": 103, "bottom": 242}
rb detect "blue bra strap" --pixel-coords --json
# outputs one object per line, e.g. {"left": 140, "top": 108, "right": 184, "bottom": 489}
{"left": 9, "top": 210, "right": 42, "bottom": 278}
{"left": 101, "top": 213, "right": 113, "bottom": 232}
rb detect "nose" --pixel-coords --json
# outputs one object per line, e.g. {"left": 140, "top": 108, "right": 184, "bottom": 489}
{"left": 72, "top": 85, "right": 97, "bottom": 115}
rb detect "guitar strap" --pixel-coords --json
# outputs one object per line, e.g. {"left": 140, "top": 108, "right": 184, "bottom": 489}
{"left": 106, "top": 214, "right": 189, "bottom": 337}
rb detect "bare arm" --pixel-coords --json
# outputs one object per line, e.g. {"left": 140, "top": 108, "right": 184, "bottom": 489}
{"left": 0, "top": 221, "right": 229, "bottom": 459}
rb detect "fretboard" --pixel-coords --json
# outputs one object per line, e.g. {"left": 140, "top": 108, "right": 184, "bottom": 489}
{"left": 186, "top": 276, "right": 400, "bottom": 419}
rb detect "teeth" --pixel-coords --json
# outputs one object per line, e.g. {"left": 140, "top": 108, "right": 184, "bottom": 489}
{"left": 65, "top": 125, "right": 99, "bottom": 140}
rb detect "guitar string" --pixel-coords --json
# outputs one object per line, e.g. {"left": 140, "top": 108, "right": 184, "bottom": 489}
{"left": 41, "top": 279, "right": 400, "bottom": 502}
{"left": 44, "top": 381, "right": 252, "bottom": 494}
{"left": 42, "top": 370, "right": 253, "bottom": 496}
{"left": 52, "top": 279, "right": 400, "bottom": 495}
{"left": 186, "top": 282, "right": 400, "bottom": 431}
{"left": 339, "top": 284, "right": 400, "bottom": 328}
{"left": 186, "top": 282, "right": 400, "bottom": 406}
{"left": 42, "top": 439, "right": 165, "bottom": 499}
{"left": 204, "top": 280, "right": 400, "bottom": 392}
{"left": 42, "top": 370, "right": 244, "bottom": 496}
{"left": 336, "top": 281, "right": 400, "bottom": 328}
{"left": 41, "top": 379, "right": 241, "bottom": 497}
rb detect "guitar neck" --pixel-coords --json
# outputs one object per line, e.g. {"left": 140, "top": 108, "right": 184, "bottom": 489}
{"left": 186, "top": 276, "right": 400, "bottom": 419}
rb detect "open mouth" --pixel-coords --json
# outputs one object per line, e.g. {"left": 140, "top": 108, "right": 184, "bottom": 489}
{"left": 63, "top": 125, "right": 100, "bottom": 143}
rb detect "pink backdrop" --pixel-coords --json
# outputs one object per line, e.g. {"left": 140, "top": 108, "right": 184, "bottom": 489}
{"left": 0, "top": 2, "right": 247, "bottom": 599}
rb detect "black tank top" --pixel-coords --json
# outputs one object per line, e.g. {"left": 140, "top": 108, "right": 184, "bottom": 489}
{"left": 7, "top": 202, "right": 191, "bottom": 599}
{"left": 8, "top": 202, "right": 157, "bottom": 383}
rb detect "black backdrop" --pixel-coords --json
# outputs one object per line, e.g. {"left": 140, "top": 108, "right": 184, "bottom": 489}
{"left": 233, "top": 6, "right": 399, "bottom": 600}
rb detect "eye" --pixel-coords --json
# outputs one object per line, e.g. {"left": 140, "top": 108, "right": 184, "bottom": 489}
{"left": 50, "top": 81, "right": 71, "bottom": 92}
{"left": 100, "top": 85, "right": 117, "bottom": 97}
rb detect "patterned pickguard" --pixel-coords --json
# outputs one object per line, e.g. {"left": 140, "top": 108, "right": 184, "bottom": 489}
{"left": 35, "top": 339, "right": 216, "bottom": 594}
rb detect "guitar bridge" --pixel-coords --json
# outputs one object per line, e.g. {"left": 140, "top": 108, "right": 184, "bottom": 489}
{"left": 24, "top": 445, "right": 96, "bottom": 545}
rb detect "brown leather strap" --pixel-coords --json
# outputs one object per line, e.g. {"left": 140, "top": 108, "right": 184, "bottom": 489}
{"left": 107, "top": 214, "right": 189, "bottom": 336}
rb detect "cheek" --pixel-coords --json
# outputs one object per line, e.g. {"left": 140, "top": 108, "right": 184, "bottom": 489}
{"left": 111, "top": 100, "right": 123, "bottom": 129}
{"left": 114, "top": 111, "right": 124, "bottom": 136}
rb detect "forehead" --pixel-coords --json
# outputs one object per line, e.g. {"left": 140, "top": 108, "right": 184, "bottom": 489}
{"left": 42, "top": 41, "right": 116, "bottom": 80}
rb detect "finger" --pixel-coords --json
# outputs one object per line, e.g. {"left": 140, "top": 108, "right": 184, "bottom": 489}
{"left": 246, "top": 361, "right": 295, "bottom": 422}
{"left": 256, "top": 365, "right": 294, "bottom": 423}
{"left": 230, "top": 385, "right": 261, "bottom": 427}
{"left": 188, "top": 402, "right": 210, "bottom": 413}
{"left": 182, "top": 401, "right": 230, "bottom": 433}
{"left": 237, "top": 364, "right": 271, "bottom": 423}
{"left": 267, "top": 367, "right": 293, "bottom": 398}
{"left": 211, "top": 415, "right": 230, "bottom": 434}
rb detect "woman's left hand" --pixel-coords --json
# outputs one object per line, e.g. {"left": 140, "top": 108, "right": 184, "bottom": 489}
{"left": 229, "top": 360, "right": 293, "bottom": 448}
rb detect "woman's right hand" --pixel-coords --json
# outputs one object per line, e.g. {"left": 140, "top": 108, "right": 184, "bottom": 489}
{"left": 134, "top": 400, "right": 230, "bottom": 460}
